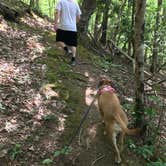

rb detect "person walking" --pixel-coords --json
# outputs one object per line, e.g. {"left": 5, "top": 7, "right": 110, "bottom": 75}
{"left": 54, "top": 0, "right": 81, "bottom": 66}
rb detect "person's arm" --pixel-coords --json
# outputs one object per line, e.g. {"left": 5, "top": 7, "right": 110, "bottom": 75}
{"left": 54, "top": 0, "right": 61, "bottom": 31}
{"left": 54, "top": 9, "right": 60, "bottom": 31}
{"left": 54, "top": 9, "right": 60, "bottom": 24}
{"left": 76, "top": 4, "right": 81, "bottom": 23}
{"left": 76, "top": 15, "right": 81, "bottom": 23}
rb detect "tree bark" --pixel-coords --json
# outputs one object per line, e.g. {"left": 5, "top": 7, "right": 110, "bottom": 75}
{"left": 100, "top": 0, "right": 110, "bottom": 45}
{"left": 150, "top": 0, "right": 162, "bottom": 73}
{"left": 133, "top": 0, "right": 146, "bottom": 127}
{"left": 30, "top": 0, "right": 35, "bottom": 9}
{"left": 113, "top": 0, "right": 127, "bottom": 44}
{"left": 78, "top": 0, "right": 96, "bottom": 36}
{"left": 128, "top": 0, "right": 135, "bottom": 57}
{"left": 29, "top": 0, "right": 40, "bottom": 11}
{"left": 93, "top": 8, "right": 100, "bottom": 41}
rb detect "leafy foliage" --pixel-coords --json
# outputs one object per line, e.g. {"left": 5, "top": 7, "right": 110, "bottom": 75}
{"left": 54, "top": 146, "right": 72, "bottom": 157}
{"left": 42, "top": 158, "right": 53, "bottom": 165}
{"left": 147, "top": 159, "right": 166, "bottom": 166}
{"left": 136, "top": 145, "right": 154, "bottom": 161}
{"left": 9, "top": 144, "right": 22, "bottom": 160}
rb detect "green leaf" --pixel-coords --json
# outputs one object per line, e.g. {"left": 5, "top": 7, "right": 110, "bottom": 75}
{"left": 144, "top": 107, "right": 156, "bottom": 117}
{"left": 53, "top": 150, "right": 61, "bottom": 157}
{"left": 54, "top": 147, "right": 72, "bottom": 157}
{"left": 0, "top": 103, "right": 5, "bottom": 110}
{"left": 42, "top": 158, "right": 53, "bottom": 165}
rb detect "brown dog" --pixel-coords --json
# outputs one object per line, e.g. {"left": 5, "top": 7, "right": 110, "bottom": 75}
{"left": 97, "top": 78, "right": 140, "bottom": 163}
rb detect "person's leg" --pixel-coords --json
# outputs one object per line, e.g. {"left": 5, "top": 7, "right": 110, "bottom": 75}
{"left": 58, "top": 30, "right": 77, "bottom": 65}
{"left": 56, "top": 41, "right": 69, "bottom": 53}
{"left": 70, "top": 46, "right": 76, "bottom": 57}
{"left": 67, "top": 31, "right": 77, "bottom": 65}
{"left": 56, "top": 29, "right": 70, "bottom": 54}
{"left": 56, "top": 41, "right": 66, "bottom": 48}
{"left": 69, "top": 46, "right": 76, "bottom": 65}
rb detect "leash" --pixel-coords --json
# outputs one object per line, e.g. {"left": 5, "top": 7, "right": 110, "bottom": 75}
{"left": 60, "top": 92, "right": 99, "bottom": 155}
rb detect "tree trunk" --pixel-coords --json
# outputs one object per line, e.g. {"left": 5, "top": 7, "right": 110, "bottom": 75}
{"left": 131, "top": 0, "right": 136, "bottom": 58}
{"left": 48, "top": 0, "right": 52, "bottom": 18}
{"left": 100, "top": 0, "right": 110, "bottom": 45}
{"left": 113, "top": 0, "right": 127, "bottom": 44}
{"left": 128, "top": 0, "right": 135, "bottom": 57}
{"left": 133, "top": 0, "right": 146, "bottom": 127}
{"left": 78, "top": 0, "right": 96, "bottom": 36}
{"left": 150, "top": 0, "right": 162, "bottom": 73}
{"left": 29, "top": 0, "right": 39, "bottom": 11}
{"left": 30, "top": 0, "right": 35, "bottom": 9}
{"left": 93, "top": 8, "right": 100, "bottom": 41}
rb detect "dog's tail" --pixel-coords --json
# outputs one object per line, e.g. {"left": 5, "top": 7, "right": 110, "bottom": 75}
{"left": 115, "top": 115, "right": 140, "bottom": 135}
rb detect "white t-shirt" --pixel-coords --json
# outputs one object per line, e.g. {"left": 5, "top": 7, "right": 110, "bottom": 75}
{"left": 56, "top": 0, "right": 81, "bottom": 32}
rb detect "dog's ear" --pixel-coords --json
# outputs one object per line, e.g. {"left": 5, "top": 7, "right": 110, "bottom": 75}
{"left": 104, "top": 79, "right": 111, "bottom": 85}
{"left": 107, "top": 79, "right": 111, "bottom": 85}
{"left": 98, "top": 79, "right": 105, "bottom": 88}
{"left": 98, "top": 78, "right": 111, "bottom": 87}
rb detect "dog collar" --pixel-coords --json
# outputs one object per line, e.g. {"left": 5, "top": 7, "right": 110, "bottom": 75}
{"left": 98, "top": 85, "right": 115, "bottom": 95}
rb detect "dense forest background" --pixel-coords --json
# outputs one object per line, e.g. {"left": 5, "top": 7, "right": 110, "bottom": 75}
{"left": 0, "top": 0, "right": 165, "bottom": 165}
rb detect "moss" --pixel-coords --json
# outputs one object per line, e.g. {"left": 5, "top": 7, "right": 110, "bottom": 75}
{"left": 78, "top": 45, "right": 113, "bottom": 72}
{"left": 38, "top": 44, "right": 102, "bottom": 147}
{"left": 59, "top": 81, "right": 87, "bottom": 143}
{"left": 46, "top": 72, "right": 58, "bottom": 83}
{"left": 38, "top": 45, "right": 92, "bottom": 145}
{"left": 78, "top": 45, "right": 95, "bottom": 61}
{"left": 43, "top": 31, "right": 56, "bottom": 43}
{"left": 62, "top": 112, "right": 82, "bottom": 144}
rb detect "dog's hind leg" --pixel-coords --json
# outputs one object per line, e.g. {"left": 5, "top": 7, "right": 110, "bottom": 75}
{"left": 112, "top": 132, "right": 121, "bottom": 163}
{"left": 119, "top": 131, "right": 125, "bottom": 152}
{"left": 106, "top": 123, "right": 121, "bottom": 164}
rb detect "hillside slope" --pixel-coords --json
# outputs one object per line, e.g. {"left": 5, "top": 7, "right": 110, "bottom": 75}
{"left": 0, "top": 11, "right": 151, "bottom": 166}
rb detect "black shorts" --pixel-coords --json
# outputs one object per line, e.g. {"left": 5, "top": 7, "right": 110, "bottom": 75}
{"left": 56, "top": 29, "right": 78, "bottom": 47}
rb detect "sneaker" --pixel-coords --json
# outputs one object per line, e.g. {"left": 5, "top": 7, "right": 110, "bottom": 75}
{"left": 65, "top": 50, "right": 72, "bottom": 57}
{"left": 71, "top": 57, "right": 76, "bottom": 66}
{"left": 67, "top": 51, "right": 72, "bottom": 57}
{"left": 63, "top": 46, "right": 72, "bottom": 57}
{"left": 71, "top": 60, "right": 76, "bottom": 66}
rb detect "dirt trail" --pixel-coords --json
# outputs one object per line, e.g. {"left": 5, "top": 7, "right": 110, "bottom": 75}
{"left": 56, "top": 58, "right": 144, "bottom": 166}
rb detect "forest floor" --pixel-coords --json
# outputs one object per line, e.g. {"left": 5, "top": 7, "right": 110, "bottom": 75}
{"left": 0, "top": 12, "right": 165, "bottom": 166}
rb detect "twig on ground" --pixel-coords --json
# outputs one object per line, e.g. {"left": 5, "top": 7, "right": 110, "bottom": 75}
{"left": 91, "top": 154, "right": 105, "bottom": 166}
{"left": 78, "top": 127, "right": 83, "bottom": 146}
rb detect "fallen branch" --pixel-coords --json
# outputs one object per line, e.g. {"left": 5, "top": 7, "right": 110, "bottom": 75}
{"left": 107, "top": 39, "right": 134, "bottom": 62}
{"left": 88, "top": 32, "right": 110, "bottom": 57}
{"left": 91, "top": 155, "right": 105, "bottom": 166}
{"left": 157, "top": 62, "right": 166, "bottom": 72}
{"left": 152, "top": 79, "right": 166, "bottom": 86}
{"left": 88, "top": 32, "right": 101, "bottom": 50}
{"left": 90, "top": 47, "right": 105, "bottom": 57}
{"left": 78, "top": 127, "right": 83, "bottom": 146}
{"left": 107, "top": 40, "right": 136, "bottom": 72}
{"left": 146, "top": 93, "right": 166, "bottom": 96}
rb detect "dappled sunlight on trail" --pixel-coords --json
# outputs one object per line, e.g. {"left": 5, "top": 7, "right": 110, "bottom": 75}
{"left": 84, "top": 71, "right": 98, "bottom": 106}
{"left": 85, "top": 87, "right": 97, "bottom": 106}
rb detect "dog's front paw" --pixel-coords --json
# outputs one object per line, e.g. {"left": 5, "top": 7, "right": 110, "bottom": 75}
{"left": 103, "top": 130, "right": 107, "bottom": 135}
{"left": 116, "top": 160, "right": 121, "bottom": 164}
{"left": 115, "top": 157, "right": 121, "bottom": 164}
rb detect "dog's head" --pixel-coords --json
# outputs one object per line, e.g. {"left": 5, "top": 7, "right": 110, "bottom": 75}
{"left": 98, "top": 77, "right": 112, "bottom": 88}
